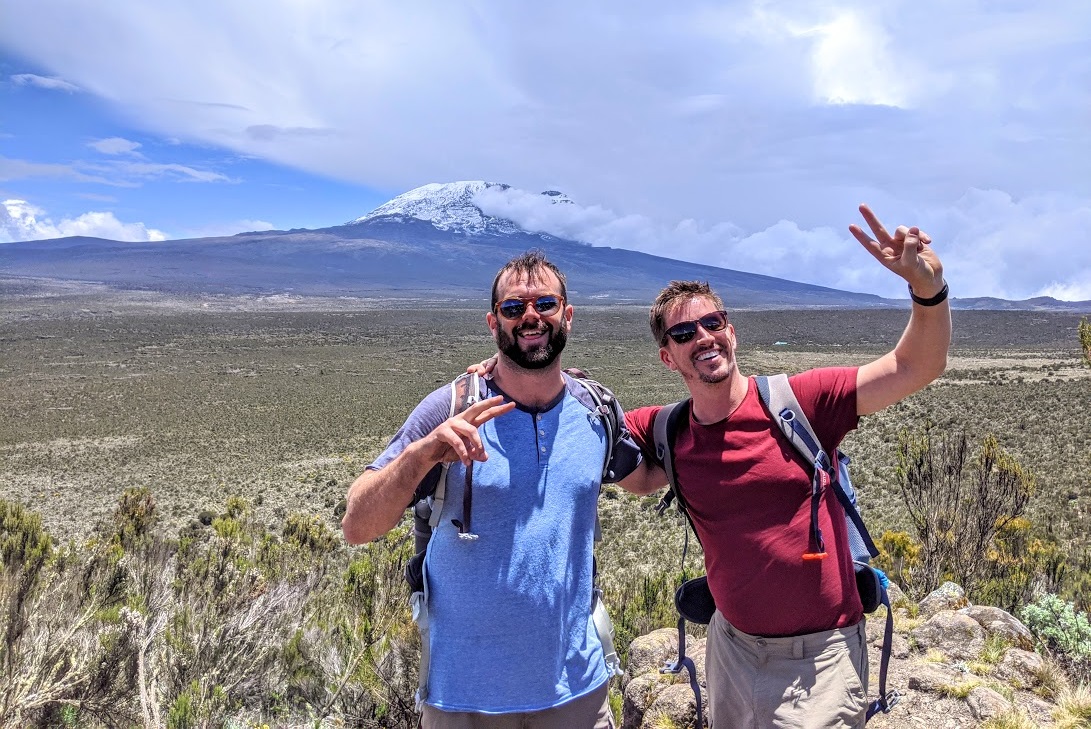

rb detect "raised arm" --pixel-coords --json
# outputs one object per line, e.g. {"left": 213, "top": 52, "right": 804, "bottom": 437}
{"left": 851, "top": 204, "right": 952, "bottom": 416}
{"left": 341, "top": 396, "right": 516, "bottom": 544}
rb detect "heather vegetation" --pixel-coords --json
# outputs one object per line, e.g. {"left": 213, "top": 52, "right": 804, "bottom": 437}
{"left": 1, "top": 302, "right": 1089, "bottom": 726}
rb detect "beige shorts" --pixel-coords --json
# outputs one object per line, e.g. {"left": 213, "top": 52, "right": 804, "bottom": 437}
{"left": 420, "top": 681, "right": 614, "bottom": 729}
{"left": 705, "top": 612, "right": 868, "bottom": 729}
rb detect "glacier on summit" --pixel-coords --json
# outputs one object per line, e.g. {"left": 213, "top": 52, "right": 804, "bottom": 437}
{"left": 348, "top": 181, "right": 573, "bottom": 236}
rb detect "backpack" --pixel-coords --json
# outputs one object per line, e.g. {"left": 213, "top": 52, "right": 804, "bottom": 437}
{"left": 404, "top": 370, "right": 630, "bottom": 710}
{"left": 652, "top": 374, "right": 899, "bottom": 724}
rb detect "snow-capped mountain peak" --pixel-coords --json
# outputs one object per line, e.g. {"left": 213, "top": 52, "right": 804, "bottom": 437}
{"left": 349, "top": 181, "right": 572, "bottom": 235}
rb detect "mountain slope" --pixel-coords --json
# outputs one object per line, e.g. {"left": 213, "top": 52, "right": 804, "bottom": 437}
{"left": 2, "top": 182, "right": 1087, "bottom": 310}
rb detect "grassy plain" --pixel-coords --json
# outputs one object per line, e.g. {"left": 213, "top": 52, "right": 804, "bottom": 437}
{"left": 2, "top": 296, "right": 1090, "bottom": 724}
{"left": 2, "top": 302, "right": 1087, "bottom": 547}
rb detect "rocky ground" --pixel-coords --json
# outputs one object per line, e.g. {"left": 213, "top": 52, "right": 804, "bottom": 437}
{"left": 622, "top": 582, "right": 1077, "bottom": 729}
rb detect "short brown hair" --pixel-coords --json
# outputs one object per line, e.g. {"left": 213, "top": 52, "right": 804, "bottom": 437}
{"left": 491, "top": 250, "right": 568, "bottom": 308}
{"left": 649, "top": 280, "right": 725, "bottom": 346}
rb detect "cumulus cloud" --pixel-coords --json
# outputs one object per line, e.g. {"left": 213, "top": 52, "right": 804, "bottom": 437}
{"left": 88, "top": 137, "right": 143, "bottom": 155}
{"left": 10, "top": 73, "right": 79, "bottom": 92}
{"left": 476, "top": 186, "right": 1091, "bottom": 301}
{"left": 1, "top": 1, "right": 1088, "bottom": 299}
{"left": 1, "top": 199, "right": 167, "bottom": 243}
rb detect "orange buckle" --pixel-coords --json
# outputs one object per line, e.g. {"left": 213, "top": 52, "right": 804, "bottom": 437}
{"left": 801, "top": 552, "right": 828, "bottom": 561}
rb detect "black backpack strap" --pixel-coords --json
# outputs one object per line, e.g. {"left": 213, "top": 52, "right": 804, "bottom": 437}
{"left": 659, "top": 614, "right": 704, "bottom": 729}
{"left": 866, "top": 588, "right": 900, "bottom": 719}
{"left": 566, "top": 372, "right": 628, "bottom": 481}
{"left": 653, "top": 400, "right": 692, "bottom": 520}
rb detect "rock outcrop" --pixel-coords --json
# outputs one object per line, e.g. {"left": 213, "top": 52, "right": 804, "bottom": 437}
{"left": 620, "top": 581, "right": 1060, "bottom": 729}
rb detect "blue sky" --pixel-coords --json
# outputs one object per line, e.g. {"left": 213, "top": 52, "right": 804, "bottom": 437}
{"left": 2, "top": 1, "right": 1089, "bottom": 301}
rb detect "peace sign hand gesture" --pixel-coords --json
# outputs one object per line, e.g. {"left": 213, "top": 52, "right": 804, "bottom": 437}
{"left": 850, "top": 204, "right": 946, "bottom": 299}
{"left": 418, "top": 395, "right": 516, "bottom": 467}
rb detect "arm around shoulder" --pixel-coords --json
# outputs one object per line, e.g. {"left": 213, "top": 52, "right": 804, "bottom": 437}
{"left": 616, "top": 461, "right": 667, "bottom": 496}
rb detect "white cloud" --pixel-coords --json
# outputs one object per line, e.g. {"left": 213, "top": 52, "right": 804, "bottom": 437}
{"left": 0, "top": 1, "right": 1088, "bottom": 300}
{"left": 477, "top": 186, "right": 1091, "bottom": 301}
{"left": 88, "top": 137, "right": 143, "bottom": 155}
{"left": 10, "top": 73, "right": 79, "bottom": 92}
{"left": 0, "top": 154, "right": 231, "bottom": 187}
{"left": 1, "top": 199, "right": 166, "bottom": 243}
{"left": 802, "top": 11, "right": 912, "bottom": 107}
{"left": 101, "top": 161, "right": 232, "bottom": 183}
{"left": 0, "top": 155, "right": 113, "bottom": 184}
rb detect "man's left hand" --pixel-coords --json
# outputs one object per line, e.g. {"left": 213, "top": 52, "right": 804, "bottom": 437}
{"left": 850, "top": 203, "right": 945, "bottom": 298}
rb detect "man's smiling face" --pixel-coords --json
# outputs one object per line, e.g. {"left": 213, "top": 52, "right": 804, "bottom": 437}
{"left": 659, "top": 296, "right": 737, "bottom": 385}
{"left": 488, "top": 268, "right": 572, "bottom": 370}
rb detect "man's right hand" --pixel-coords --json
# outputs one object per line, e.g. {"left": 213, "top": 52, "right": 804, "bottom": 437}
{"left": 418, "top": 395, "right": 515, "bottom": 466}
{"left": 466, "top": 355, "right": 498, "bottom": 377}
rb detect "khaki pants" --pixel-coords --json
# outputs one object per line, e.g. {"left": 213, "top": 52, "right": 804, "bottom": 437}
{"left": 706, "top": 612, "right": 868, "bottom": 729}
{"left": 421, "top": 682, "right": 614, "bottom": 729}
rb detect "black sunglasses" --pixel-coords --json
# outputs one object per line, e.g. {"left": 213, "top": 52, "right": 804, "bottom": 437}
{"left": 663, "top": 310, "right": 729, "bottom": 345}
{"left": 495, "top": 294, "right": 563, "bottom": 320}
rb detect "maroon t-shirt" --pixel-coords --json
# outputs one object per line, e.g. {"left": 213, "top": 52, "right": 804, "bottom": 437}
{"left": 626, "top": 368, "right": 862, "bottom": 637}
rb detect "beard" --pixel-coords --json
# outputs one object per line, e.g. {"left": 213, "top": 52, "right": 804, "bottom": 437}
{"left": 690, "top": 346, "right": 734, "bottom": 384}
{"left": 496, "top": 318, "right": 569, "bottom": 370}
{"left": 697, "top": 368, "right": 731, "bottom": 385}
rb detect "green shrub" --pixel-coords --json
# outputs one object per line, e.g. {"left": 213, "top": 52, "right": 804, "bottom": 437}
{"left": 109, "top": 487, "right": 159, "bottom": 550}
{"left": 896, "top": 428, "right": 1035, "bottom": 601}
{"left": 1021, "top": 594, "right": 1091, "bottom": 659}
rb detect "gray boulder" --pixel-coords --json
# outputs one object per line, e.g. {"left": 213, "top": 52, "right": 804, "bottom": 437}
{"left": 994, "top": 648, "right": 1045, "bottom": 688}
{"left": 905, "top": 663, "right": 966, "bottom": 694}
{"left": 910, "top": 610, "right": 985, "bottom": 660}
{"left": 623, "top": 674, "right": 665, "bottom": 729}
{"left": 641, "top": 683, "right": 704, "bottom": 729}
{"left": 919, "top": 582, "right": 970, "bottom": 618}
{"left": 958, "top": 605, "right": 1035, "bottom": 650}
{"left": 891, "top": 633, "right": 910, "bottom": 659}
{"left": 622, "top": 629, "right": 707, "bottom": 729}
{"left": 626, "top": 628, "right": 684, "bottom": 681}
{"left": 966, "top": 686, "right": 1011, "bottom": 721}
{"left": 886, "top": 581, "right": 907, "bottom": 608}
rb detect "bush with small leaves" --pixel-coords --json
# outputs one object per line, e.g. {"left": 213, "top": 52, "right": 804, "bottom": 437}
{"left": 1022, "top": 593, "right": 1091, "bottom": 684}
{"left": 1022, "top": 594, "right": 1091, "bottom": 658}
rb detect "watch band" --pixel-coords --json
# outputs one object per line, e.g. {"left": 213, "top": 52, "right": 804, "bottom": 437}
{"left": 908, "top": 281, "right": 949, "bottom": 306}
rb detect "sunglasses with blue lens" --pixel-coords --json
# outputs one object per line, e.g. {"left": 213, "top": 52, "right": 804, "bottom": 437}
{"left": 495, "top": 294, "right": 563, "bottom": 320}
{"left": 663, "top": 310, "right": 729, "bottom": 345}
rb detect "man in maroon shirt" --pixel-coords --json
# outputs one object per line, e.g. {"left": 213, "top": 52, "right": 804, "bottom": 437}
{"left": 624, "top": 204, "right": 951, "bottom": 728}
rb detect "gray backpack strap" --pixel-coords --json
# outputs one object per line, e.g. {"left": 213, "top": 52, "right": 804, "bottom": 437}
{"left": 756, "top": 374, "right": 824, "bottom": 463}
{"left": 415, "top": 372, "right": 480, "bottom": 710}
{"left": 756, "top": 374, "right": 878, "bottom": 559}
{"left": 756, "top": 373, "right": 832, "bottom": 560}
{"left": 428, "top": 373, "right": 480, "bottom": 530}
{"left": 755, "top": 374, "right": 899, "bottom": 718}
